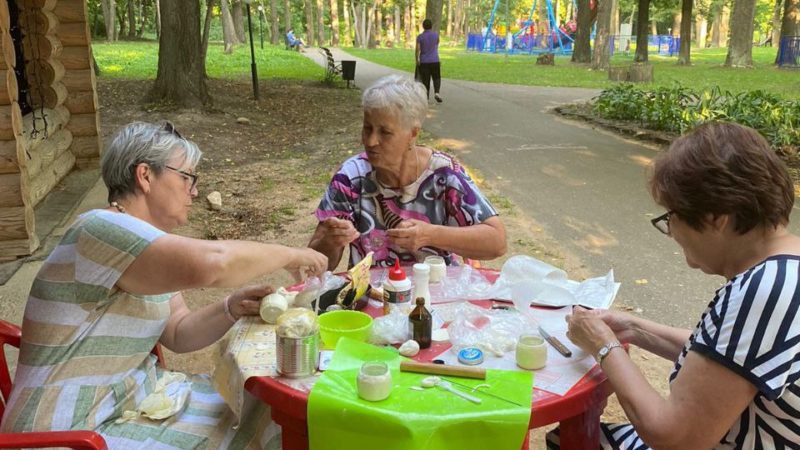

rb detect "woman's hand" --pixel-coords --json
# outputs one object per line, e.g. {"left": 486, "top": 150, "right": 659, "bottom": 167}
{"left": 287, "top": 247, "right": 328, "bottom": 280}
{"left": 227, "top": 284, "right": 275, "bottom": 319}
{"left": 566, "top": 306, "right": 624, "bottom": 355}
{"left": 387, "top": 219, "right": 430, "bottom": 252}
{"left": 319, "top": 217, "right": 360, "bottom": 249}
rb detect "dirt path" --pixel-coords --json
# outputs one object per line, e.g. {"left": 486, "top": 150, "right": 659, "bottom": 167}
{"left": 95, "top": 77, "right": 672, "bottom": 445}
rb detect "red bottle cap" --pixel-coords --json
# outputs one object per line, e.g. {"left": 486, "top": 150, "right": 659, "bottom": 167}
{"left": 388, "top": 259, "right": 407, "bottom": 281}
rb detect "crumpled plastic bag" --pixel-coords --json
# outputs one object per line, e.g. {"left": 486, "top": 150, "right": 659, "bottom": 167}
{"left": 294, "top": 272, "right": 348, "bottom": 311}
{"left": 447, "top": 302, "right": 529, "bottom": 357}
{"left": 116, "top": 371, "right": 191, "bottom": 423}
{"left": 276, "top": 307, "right": 320, "bottom": 338}
{"left": 368, "top": 304, "right": 413, "bottom": 345}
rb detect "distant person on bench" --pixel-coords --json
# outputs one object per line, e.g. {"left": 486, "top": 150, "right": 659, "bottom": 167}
{"left": 286, "top": 28, "right": 305, "bottom": 52}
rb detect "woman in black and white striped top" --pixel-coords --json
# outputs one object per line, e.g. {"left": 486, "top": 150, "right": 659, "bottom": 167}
{"left": 563, "top": 122, "right": 800, "bottom": 450}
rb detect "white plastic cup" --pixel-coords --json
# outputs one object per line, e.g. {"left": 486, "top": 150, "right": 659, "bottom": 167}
{"left": 516, "top": 334, "right": 547, "bottom": 370}
{"left": 357, "top": 361, "right": 392, "bottom": 401}
{"left": 424, "top": 256, "right": 447, "bottom": 283}
{"left": 260, "top": 292, "right": 289, "bottom": 324}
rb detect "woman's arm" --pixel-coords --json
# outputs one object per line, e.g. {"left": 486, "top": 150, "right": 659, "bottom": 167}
{"left": 415, "top": 41, "right": 421, "bottom": 65}
{"left": 584, "top": 308, "right": 692, "bottom": 360}
{"left": 387, "top": 216, "right": 507, "bottom": 260}
{"left": 159, "top": 285, "right": 270, "bottom": 353}
{"left": 308, "top": 217, "right": 360, "bottom": 271}
{"left": 117, "top": 235, "right": 327, "bottom": 295}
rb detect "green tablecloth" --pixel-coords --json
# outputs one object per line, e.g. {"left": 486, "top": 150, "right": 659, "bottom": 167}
{"left": 308, "top": 338, "right": 533, "bottom": 450}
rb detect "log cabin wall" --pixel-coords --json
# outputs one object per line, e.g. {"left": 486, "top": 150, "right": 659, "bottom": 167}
{"left": 0, "top": 0, "right": 101, "bottom": 260}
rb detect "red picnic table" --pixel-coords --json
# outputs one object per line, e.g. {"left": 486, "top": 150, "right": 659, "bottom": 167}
{"left": 245, "top": 268, "right": 613, "bottom": 450}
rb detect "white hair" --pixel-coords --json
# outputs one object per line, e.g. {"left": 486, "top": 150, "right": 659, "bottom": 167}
{"left": 102, "top": 121, "right": 202, "bottom": 202}
{"left": 361, "top": 74, "right": 428, "bottom": 128}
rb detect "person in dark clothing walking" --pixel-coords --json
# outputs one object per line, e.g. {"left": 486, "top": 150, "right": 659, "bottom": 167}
{"left": 415, "top": 19, "right": 442, "bottom": 103}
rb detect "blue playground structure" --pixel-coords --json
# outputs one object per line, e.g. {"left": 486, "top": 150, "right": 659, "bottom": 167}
{"left": 777, "top": 36, "right": 800, "bottom": 68}
{"left": 466, "top": 0, "right": 576, "bottom": 55}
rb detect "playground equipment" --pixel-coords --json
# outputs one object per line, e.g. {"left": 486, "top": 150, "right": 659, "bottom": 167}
{"left": 466, "top": 0, "right": 576, "bottom": 54}
{"left": 777, "top": 36, "right": 799, "bottom": 68}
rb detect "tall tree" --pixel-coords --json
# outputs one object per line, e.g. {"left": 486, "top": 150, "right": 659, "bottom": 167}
{"left": 127, "top": 0, "right": 136, "bottom": 37}
{"left": 317, "top": 0, "right": 326, "bottom": 44}
{"left": 232, "top": 0, "right": 246, "bottom": 42}
{"left": 710, "top": 3, "right": 731, "bottom": 48}
{"left": 101, "top": 0, "right": 117, "bottom": 41}
{"left": 634, "top": 0, "right": 651, "bottom": 62}
{"left": 572, "top": 0, "right": 592, "bottom": 62}
{"left": 202, "top": 0, "right": 216, "bottom": 72}
{"left": 220, "top": 0, "right": 239, "bottom": 52}
{"left": 677, "top": 0, "right": 693, "bottom": 64}
{"left": 776, "top": 0, "right": 800, "bottom": 63}
{"left": 148, "top": 0, "right": 209, "bottom": 106}
{"left": 269, "top": 0, "right": 279, "bottom": 44}
{"left": 725, "top": 0, "right": 757, "bottom": 66}
{"left": 330, "top": 0, "right": 341, "bottom": 45}
{"left": 592, "top": 0, "right": 612, "bottom": 70}
{"left": 771, "top": 0, "right": 784, "bottom": 46}
{"left": 305, "top": 0, "right": 316, "bottom": 46}
{"left": 284, "top": 0, "right": 292, "bottom": 33}
{"left": 425, "top": 0, "right": 443, "bottom": 31}
{"left": 343, "top": 0, "right": 353, "bottom": 45}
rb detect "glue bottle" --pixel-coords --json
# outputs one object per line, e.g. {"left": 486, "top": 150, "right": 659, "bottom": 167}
{"left": 383, "top": 259, "right": 412, "bottom": 314}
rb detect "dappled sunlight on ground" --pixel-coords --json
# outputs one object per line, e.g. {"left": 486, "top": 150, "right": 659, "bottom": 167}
{"left": 540, "top": 164, "right": 586, "bottom": 187}
{"left": 628, "top": 154, "right": 654, "bottom": 168}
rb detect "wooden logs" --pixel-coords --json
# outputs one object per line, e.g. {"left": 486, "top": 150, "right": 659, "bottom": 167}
{"left": 22, "top": 33, "right": 63, "bottom": 59}
{"left": 53, "top": 0, "right": 87, "bottom": 23}
{"left": 59, "top": 46, "right": 90, "bottom": 70}
{"left": 0, "top": 236, "right": 39, "bottom": 258}
{"left": 24, "top": 58, "right": 65, "bottom": 86}
{"left": 28, "top": 81, "right": 67, "bottom": 109}
{"left": 628, "top": 64, "right": 654, "bottom": 83}
{"left": 62, "top": 69, "right": 93, "bottom": 91}
{"left": 25, "top": 128, "right": 72, "bottom": 178}
{"left": 0, "top": 68, "right": 18, "bottom": 105}
{"left": 64, "top": 89, "right": 95, "bottom": 114}
{"left": 18, "top": 9, "right": 59, "bottom": 35}
{"left": 56, "top": 22, "right": 89, "bottom": 46}
{"left": 2, "top": 33, "right": 15, "bottom": 70}
{"left": 0, "top": 1, "right": 10, "bottom": 33}
{"left": 65, "top": 113, "right": 99, "bottom": 137}
{"left": 70, "top": 135, "right": 100, "bottom": 159}
{"left": 28, "top": 147, "right": 75, "bottom": 207}
{"left": 21, "top": 0, "right": 59, "bottom": 10}
{"left": 0, "top": 173, "right": 23, "bottom": 207}
{"left": 0, "top": 102, "right": 23, "bottom": 140}
{"left": 0, "top": 139, "right": 20, "bottom": 174}
{"left": 0, "top": 205, "right": 34, "bottom": 240}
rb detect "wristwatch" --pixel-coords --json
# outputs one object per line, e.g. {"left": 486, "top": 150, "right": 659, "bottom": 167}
{"left": 595, "top": 341, "right": 622, "bottom": 364}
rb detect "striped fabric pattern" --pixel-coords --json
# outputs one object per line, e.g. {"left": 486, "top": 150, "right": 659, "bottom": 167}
{"left": 0, "top": 210, "right": 279, "bottom": 449}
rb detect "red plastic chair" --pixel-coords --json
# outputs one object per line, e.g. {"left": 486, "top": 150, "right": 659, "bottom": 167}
{"left": 0, "top": 319, "right": 108, "bottom": 449}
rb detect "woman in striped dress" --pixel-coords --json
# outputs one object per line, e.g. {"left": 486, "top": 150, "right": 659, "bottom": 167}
{"left": 0, "top": 122, "right": 327, "bottom": 449}
{"left": 560, "top": 122, "right": 800, "bottom": 449}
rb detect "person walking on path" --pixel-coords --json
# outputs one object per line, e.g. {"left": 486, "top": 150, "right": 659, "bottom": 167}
{"left": 415, "top": 19, "right": 442, "bottom": 103}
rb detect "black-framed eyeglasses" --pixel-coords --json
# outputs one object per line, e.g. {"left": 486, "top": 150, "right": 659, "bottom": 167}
{"left": 162, "top": 121, "right": 183, "bottom": 139}
{"left": 651, "top": 210, "right": 674, "bottom": 235}
{"left": 166, "top": 166, "right": 199, "bottom": 191}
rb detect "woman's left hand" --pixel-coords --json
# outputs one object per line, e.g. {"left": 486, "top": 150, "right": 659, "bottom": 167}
{"left": 565, "top": 306, "right": 619, "bottom": 355}
{"left": 387, "top": 219, "right": 430, "bottom": 252}
{"left": 228, "top": 284, "right": 275, "bottom": 319}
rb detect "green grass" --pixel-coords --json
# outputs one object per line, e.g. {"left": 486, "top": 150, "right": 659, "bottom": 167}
{"left": 92, "top": 40, "right": 324, "bottom": 81}
{"left": 344, "top": 46, "right": 800, "bottom": 98}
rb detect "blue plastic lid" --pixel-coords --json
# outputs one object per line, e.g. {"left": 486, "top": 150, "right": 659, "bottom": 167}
{"left": 457, "top": 347, "right": 484, "bottom": 365}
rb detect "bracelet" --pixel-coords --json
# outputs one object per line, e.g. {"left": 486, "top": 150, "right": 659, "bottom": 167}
{"left": 222, "top": 296, "right": 237, "bottom": 324}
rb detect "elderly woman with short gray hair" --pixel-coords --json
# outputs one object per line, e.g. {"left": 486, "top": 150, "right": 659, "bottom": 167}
{"left": 309, "top": 75, "right": 506, "bottom": 269}
{"left": 1, "top": 121, "right": 327, "bottom": 449}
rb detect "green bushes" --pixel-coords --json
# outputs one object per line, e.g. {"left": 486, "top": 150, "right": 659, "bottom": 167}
{"left": 593, "top": 84, "right": 800, "bottom": 154}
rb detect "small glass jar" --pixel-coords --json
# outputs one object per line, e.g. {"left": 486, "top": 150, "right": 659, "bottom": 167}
{"left": 516, "top": 334, "right": 547, "bottom": 370}
{"left": 357, "top": 361, "right": 392, "bottom": 401}
{"left": 424, "top": 256, "right": 447, "bottom": 283}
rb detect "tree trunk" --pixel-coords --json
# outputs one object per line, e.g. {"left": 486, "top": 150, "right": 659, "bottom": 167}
{"left": 538, "top": 0, "right": 549, "bottom": 45}
{"left": 771, "top": 0, "right": 784, "bottom": 46}
{"left": 725, "top": 0, "right": 757, "bottom": 67}
{"left": 634, "top": 0, "right": 650, "bottom": 62}
{"left": 368, "top": 0, "right": 378, "bottom": 48}
{"left": 116, "top": 4, "right": 126, "bottom": 40}
{"left": 374, "top": 0, "right": 382, "bottom": 47}
{"left": 284, "top": 0, "right": 292, "bottom": 34}
{"left": 425, "top": 0, "right": 443, "bottom": 32}
{"left": 304, "top": 0, "right": 316, "bottom": 46}
{"left": 330, "top": 0, "right": 340, "bottom": 45}
{"left": 710, "top": 4, "right": 722, "bottom": 47}
{"left": 650, "top": 20, "right": 657, "bottom": 35}
{"left": 695, "top": 14, "right": 707, "bottom": 47}
{"left": 572, "top": 0, "right": 592, "bottom": 62}
{"left": 776, "top": 0, "right": 800, "bottom": 63}
{"left": 202, "top": 0, "right": 215, "bottom": 73}
{"left": 220, "top": 0, "right": 239, "bottom": 52}
{"left": 149, "top": 0, "right": 209, "bottom": 106}
{"left": 127, "top": 0, "right": 136, "bottom": 37}
{"left": 101, "top": 0, "right": 116, "bottom": 41}
{"left": 232, "top": 0, "right": 246, "bottom": 42}
{"left": 343, "top": 0, "right": 352, "bottom": 45}
{"left": 352, "top": 2, "right": 362, "bottom": 47}
{"left": 270, "top": 0, "right": 280, "bottom": 44}
{"left": 610, "top": 0, "right": 619, "bottom": 34}
{"left": 317, "top": 0, "right": 326, "bottom": 45}
{"left": 138, "top": 0, "right": 147, "bottom": 37}
{"left": 453, "top": 0, "right": 463, "bottom": 41}
{"left": 446, "top": 0, "right": 452, "bottom": 37}
{"left": 410, "top": 0, "right": 416, "bottom": 38}
{"left": 155, "top": 0, "right": 161, "bottom": 37}
{"left": 677, "top": 0, "right": 692, "bottom": 64}
{"left": 404, "top": 1, "right": 412, "bottom": 45}
{"left": 592, "top": 0, "right": 612, "bottom": 70}
{"left": 671, "top": 12, "right": 681, "bottom": 35}
{"left": 393, "top": 4, "right": 400, "bottom": 45}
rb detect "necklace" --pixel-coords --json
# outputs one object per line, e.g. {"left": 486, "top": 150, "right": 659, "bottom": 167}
{"left": 378, "top": 146, "right": 422, "bottom": 189}
{"left": 110, "top": 201, "right": 126, "bottom": 213}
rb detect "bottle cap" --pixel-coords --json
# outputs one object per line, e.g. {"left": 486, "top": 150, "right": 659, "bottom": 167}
{"left": 388, "top": 259, "right": 407, "bottom": 281}
{"left": 412, "top": 263, "right": 430, "bottom": 275}
{"left": 415, "top": 297, "right": 425, "bottom": 306}
{"left": 457, "top": 347, "right": 484, "bottom": 365}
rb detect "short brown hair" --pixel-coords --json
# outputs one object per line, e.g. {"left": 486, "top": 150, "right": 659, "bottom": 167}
{"left": 649, "top": 122, "right": 794, "bottom": 234}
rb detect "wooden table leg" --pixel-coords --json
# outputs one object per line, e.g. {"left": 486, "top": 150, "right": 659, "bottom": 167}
{"left": 272, "top": 409, "right": 309, "bottom": 450}
{"left": 558, "top": 398, "right": 607, "bottom": 450}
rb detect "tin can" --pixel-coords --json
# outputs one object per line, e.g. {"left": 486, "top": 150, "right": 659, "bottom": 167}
{"left": 276, "top": 331, "right": 320, "bottom": 378}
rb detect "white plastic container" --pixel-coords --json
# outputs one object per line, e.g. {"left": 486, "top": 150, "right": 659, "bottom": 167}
{"left": 412, "top": 263, "right": 431, "bottom": 308}
{"left": 516, "top": 334, "right": 547, "bottom": 370}
{"left": 424, "top": 256, "right": 447, "bottom": 283}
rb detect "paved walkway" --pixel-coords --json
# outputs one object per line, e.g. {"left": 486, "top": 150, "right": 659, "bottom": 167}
{"left": 305, "top": 48, "right": 799, "bottom": 328}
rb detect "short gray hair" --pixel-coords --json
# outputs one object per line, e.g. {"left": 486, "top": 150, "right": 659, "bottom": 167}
{"left": 362, "top": 74, "right": 428, "bottom": 128}
{"left": 102, "top": 122, "right": 202, "bottom": 202}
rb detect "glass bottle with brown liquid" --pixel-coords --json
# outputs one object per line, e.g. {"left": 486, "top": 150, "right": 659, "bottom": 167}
{"left": 409, "top": 297, "right": 432, "bottom": 349}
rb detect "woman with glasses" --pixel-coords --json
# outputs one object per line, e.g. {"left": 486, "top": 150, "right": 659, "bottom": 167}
{"left": 308, "top": 75, "right": 506, "bottom": 270}
{"left": 0, "top": 122, "right": 327, "bottom": 449}
{"left": 560, "top": 122, "right": 800, "bottom": 449}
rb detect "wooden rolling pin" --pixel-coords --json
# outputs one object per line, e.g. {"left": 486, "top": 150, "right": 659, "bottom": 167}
{"left": 400, "top": 361, "right": 486, "bottom": 380}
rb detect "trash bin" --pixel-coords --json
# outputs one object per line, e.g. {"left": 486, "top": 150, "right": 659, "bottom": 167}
{"left": 340, "top": 60, "right": 356, "bottom": 88}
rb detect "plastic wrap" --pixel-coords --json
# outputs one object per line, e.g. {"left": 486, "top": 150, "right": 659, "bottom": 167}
{"left": 369, "top": 306, "right": 412, "bottom": 345}
{"left": 446, "top": 302, "right": 530, "bottom": 356}
{"left": 276, "top": 307, "right": 320, "bottom": 338}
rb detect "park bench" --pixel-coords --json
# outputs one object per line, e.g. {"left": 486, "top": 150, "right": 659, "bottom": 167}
{"left": 320, "top": 47, "right": 342, "bottom": 79}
